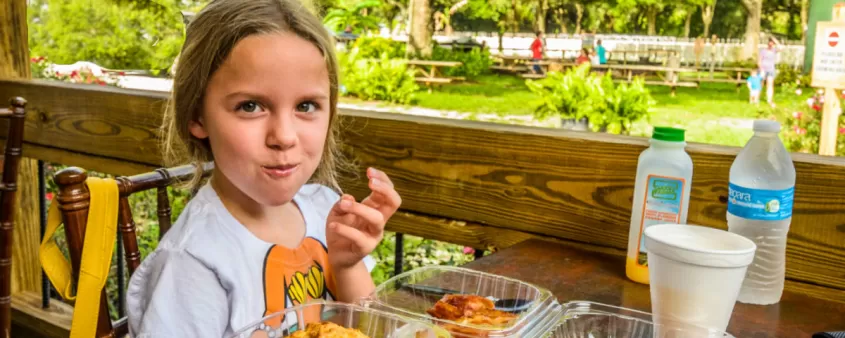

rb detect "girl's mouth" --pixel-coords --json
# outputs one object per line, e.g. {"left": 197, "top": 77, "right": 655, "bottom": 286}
{"left": 262, "top": 164, "right": 298, "bottom": 178}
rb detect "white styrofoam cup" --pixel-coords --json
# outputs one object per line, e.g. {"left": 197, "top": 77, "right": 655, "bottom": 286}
{"left": 644, "top": 224, "right": 757, "bottom": 334}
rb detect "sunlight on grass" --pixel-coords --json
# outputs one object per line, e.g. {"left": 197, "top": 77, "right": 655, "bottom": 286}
{"left": 341, "top": 73, "right": 811, "bottom": 149}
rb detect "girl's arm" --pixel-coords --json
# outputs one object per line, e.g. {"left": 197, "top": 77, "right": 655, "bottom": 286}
{"left": 326, "top": 168, "right": 401, "bottom": 303}
{"left": 334, "top": 260, "right": 375, "bottom": 302}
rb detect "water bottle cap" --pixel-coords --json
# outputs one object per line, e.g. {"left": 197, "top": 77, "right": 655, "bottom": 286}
{"left": 753, "top": 120, "right": 781, "bottom": 133}
{"left": 652, "top": 126, "right": 685, "bottom": 142}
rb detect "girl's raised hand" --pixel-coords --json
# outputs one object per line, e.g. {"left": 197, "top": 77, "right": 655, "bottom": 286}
{"left": 326, "top": 168, "right": 402, "bottom": 269}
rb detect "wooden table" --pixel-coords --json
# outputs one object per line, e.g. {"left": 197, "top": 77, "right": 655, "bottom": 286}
{"left": 592, "top": 64, "right": 699, "bottom": 96}
{"left": 464, "top": 239, "right": 845, "bottom": 338}
{"left": 405, "top": 60, "right": 464, "bottom": 92}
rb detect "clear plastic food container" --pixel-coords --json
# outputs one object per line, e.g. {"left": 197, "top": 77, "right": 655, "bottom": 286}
{"left": 550, "top": 301, "right": 736, "bottom": 338}
{"left": 229, "top": 300, "right": 451, "bottom": 338}
{"left": 367, "top": 266, "right": 562, "bottom": 338}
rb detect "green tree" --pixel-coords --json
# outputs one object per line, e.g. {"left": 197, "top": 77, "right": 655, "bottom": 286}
{"left": 28, "top": 0, "right": 195, "bottom": 74}
{"left": 322, "top": 0, "right": 382, "bottom": 34}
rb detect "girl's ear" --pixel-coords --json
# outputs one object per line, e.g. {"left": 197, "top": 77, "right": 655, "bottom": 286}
{"left": 189, "top": 118, "right": 209, "bottom": 139}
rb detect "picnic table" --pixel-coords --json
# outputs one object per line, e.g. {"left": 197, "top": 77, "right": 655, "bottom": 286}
{"left": 464, "top": 239, "right": 845, "bottom": 338}
{"left": 406, "top": 60, "right": 464, "bottom": 91}
{"left": 592, "top": 64, "right": 699, "bottom": 96}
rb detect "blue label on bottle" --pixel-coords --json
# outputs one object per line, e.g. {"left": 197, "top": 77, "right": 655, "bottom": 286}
{"left": 727, "top": 183, "right": 794, "bottom": 221}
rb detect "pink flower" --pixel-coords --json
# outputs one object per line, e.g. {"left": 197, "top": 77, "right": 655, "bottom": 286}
{"left": 45, "top": 192, "right": 54, "bottom": 201}
{"left": 839, "top": 127, "right": 845, "bottom": 135}
{"left": 793, "top": 111, "right": 803, "bottom": 119}
{"left": 807, "top": 98, "right": 815, "bottom": 107}
{"left": 796, "top": 127, "right": 807, "bottom": 135}
{"left": 463, "top": 247, "right": 475, "bottom": 255}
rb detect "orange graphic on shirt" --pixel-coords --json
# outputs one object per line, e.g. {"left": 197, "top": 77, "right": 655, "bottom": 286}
{"left": 262, "top": 237, "right": 337, "bottom": 329}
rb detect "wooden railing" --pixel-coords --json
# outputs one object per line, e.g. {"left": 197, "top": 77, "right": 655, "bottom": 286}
{"left": 2, "top": 78, "right": 845, "bottom": 336}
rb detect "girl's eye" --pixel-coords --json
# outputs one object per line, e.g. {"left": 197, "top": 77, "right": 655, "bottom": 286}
{"left": 236, "top": 100, "right": 262, "bottom": 114}
{"left": 296, "top": 101, "right": 319, "bottom": 114}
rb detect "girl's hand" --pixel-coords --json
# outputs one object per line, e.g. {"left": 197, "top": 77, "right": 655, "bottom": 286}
{"left": 327, "top": 168, "right": 401, "bottom": 269}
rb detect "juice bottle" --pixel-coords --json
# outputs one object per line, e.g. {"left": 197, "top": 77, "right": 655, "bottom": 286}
{"left": 626, "top": 127, "right": 693, "bottom": 284}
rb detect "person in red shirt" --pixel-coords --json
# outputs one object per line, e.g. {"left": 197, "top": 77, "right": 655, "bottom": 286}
{"left": 530, "top": 31, "right": 544, "bottom": 74}
{"left": 576, "top": 48, "right": 591, "bottom": 65}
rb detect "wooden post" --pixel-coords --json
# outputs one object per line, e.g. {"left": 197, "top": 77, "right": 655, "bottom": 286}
{"left": 817, "top": 6, "right": 845, "bottom": 156}
{"left": 0, "top": 0, "right": 42, "bottom": 301}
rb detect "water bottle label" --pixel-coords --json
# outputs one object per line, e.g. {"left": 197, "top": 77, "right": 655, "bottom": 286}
{"left": 637, "top": 175, "right": 686, "bottom": 266}
{"left": 727, "top": 183, "right": 794, "bottom": 221}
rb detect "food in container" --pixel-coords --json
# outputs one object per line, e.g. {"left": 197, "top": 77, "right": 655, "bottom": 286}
{"left": 228, "top": 300, "right": 450, "bottom": 338}
{"left": 368, "top": 266, "right": 562, "bottom": 337}
{"left": 550, "top": 301, "right": 735, "bottom": 338}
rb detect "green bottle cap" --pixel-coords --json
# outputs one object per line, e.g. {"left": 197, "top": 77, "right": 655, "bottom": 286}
{"left": 652, "top": 127, "right": 685, "bottom": 142}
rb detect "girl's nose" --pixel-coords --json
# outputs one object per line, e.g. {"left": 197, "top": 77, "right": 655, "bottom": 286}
{"left": 265, "top": 113, "right": 297, "bottom": 150}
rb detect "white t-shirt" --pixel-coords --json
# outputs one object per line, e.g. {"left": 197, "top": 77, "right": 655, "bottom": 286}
{"left": 126, "top": 183, "right": 375, "bottom": 338}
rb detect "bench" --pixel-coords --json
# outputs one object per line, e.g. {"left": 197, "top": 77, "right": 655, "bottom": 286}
{"left": 520, "top": 73, "right": 546, "bottom": 79}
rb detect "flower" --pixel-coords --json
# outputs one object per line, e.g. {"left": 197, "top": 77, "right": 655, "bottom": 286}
{"left": 45, "top": 192, "right": 54, "bottom": 201}
{"left": 795, "top": 127, "right": 807, "bottom": 135}
{"left": 796, "top": 89, "right": 802, "bottom": 95}
{"left": 813, "top": 104, "right": 822, "bottom": 112}
{"left": 793, "top": 111, "right": 803, "bottom": 119}
{"left": 807, "top": 98, "right": 815, "bottom": 107}
{"left": 839, "top": 127, "right": 845, "bottom": 134}
{"left": 462, "top": 247, "right": 475, "bottom": 255}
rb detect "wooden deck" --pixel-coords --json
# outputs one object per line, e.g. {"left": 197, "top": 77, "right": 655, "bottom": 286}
{"left": 1, "top": 79, "right": 844, "bottom": 337}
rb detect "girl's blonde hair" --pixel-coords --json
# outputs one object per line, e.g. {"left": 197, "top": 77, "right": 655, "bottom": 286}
{"left": 162, "top": 0, "right": 348, "bottom": 192}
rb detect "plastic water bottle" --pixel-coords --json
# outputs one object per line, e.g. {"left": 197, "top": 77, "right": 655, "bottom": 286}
{"left": 727, "top": 120, "right": 795, "bottom": 305}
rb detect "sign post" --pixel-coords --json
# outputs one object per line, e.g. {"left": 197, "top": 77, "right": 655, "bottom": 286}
{"left": 811, "top": 14, "right": 845, "bottom": 156}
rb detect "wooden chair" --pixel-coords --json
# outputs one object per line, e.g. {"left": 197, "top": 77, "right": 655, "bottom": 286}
{"left": 53, "top": 162, "right": 213, "bottom": 338}
{"left": 0, "top": 97, "right": 27, "bottom": 338}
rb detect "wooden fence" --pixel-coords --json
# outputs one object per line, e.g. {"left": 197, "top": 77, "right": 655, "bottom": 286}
{"left": 2, "top": 79, "right": 845, "bottom": 336}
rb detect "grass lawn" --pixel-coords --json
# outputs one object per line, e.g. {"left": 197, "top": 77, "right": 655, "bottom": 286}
{"left": 346, "top": 73, "right": 808, "bottom": 148}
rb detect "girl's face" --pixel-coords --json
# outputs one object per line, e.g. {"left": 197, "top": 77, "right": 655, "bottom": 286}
{"left": 190, "top": 32, "right": 331, "bottom": 207}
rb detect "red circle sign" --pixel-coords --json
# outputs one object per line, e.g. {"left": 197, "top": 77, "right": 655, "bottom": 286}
{"left": 829, "top": 31, "right": 840, "bottom": 47}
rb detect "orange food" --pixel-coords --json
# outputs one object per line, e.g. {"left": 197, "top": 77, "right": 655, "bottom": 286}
{"left": 289, "top": 322, "right": 370, "bottom": 338}
{"left": 426, "top": 294, "right": 518, "bottom": 336}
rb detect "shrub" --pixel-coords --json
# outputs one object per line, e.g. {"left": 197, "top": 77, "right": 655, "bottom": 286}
{"left": 352, "top": 36, "right": 406, "bottom": 59}
{"left": 762, "top": 89, "right": 845, "bottom": 156}
{"left": 526, "top": 64, "right": 653, "bottom": 133}
{"left": 430, "top": 45, "right": 492, "bottom": 78}
{"left": 774, "top": 64, "right": 811, "bottom": 88}
{"left": 338, "top": 49, "right": 419, "bottom": 104}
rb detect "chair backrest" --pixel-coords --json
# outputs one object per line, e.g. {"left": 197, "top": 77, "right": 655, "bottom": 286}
{"left": 53, "top": 162, "right": 213, "bottom": 338}
{"left": 0, "top": 97, "right": 27, "bottom": 338}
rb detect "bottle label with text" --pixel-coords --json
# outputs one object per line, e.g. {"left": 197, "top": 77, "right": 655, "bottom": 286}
{"left": 727, "top": 183, "right": 794, "bottom": 221}
{"left": 637, "top": 175, "right": 686, "bottom": 267}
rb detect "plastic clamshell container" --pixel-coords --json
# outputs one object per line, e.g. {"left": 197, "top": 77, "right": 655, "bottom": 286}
{"left": 229, "top": 300, "right": 452, "bottom": 338}
{"left": 368, "top": 266, "right": 561, "bottom": 338}
{"left": 550, "top": 301, "right": 736, "bottom": 338}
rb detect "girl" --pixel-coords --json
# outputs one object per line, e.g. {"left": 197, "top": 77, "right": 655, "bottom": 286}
{"left": 126, "top": 0, "right": 402, "bottom": 337}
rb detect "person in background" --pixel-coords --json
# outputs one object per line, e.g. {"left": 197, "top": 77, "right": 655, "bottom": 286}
{"left": 576, "top": 48, "right": 591, "bottom": 65}
{"left": 531, "top": 31, "right": 545, "bottom": 74}
{"left": 595, "top": 39, "right": 608, "bottom": 65}
{"left": 759, "top": 36, "right": 781, "bottom": 107}
{"left": 747, "top": 69, "right": 763, "bottom": 104}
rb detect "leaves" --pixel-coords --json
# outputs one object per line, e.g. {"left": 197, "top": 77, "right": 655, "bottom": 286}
{"left": 526, "top": 64, "right": 653, "bottom": 133}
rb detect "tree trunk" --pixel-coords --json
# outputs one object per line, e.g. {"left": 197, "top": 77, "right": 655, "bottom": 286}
{"left": 684, "top": 10, "right": 692, "bottom": 37}
{"left": 554, "top": 8, "right": 568, "bottom": 34}
{"left": 444, "top": 0, "right": 468, "bottom": 36}
{"left": 741, "top": 0, "right": 761, "bottom": 60}
{"left": 509, "top": 0, "right": 519, "bottom": 33}
{"left": 701, "top": 1, "right": 716, "bottom": 38}
{"left": 408, "top": 0, "right": 433, "bottom": 57}
{"left": 534, "top": 0, "right": 548, "bottom": 33}
{"left": 801, "top": 0, "right": 809, "bottom": 43}
{"left": 647, "top": 5, "right": 657, "bottom": 35}
{"left": 1, "top": 0, "right": 42, "bottom": 333}
{"left": 575, "top": 3, "right": 583, "bottom": 34}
